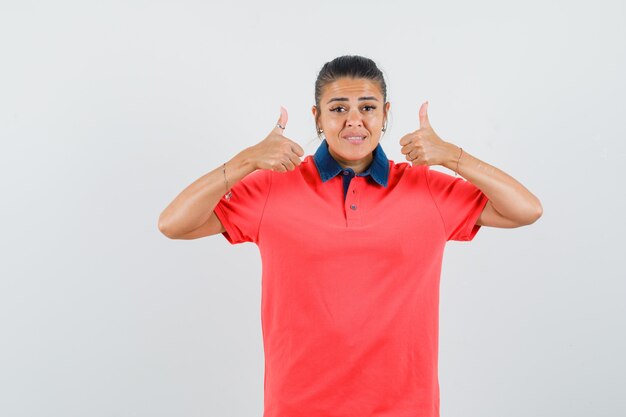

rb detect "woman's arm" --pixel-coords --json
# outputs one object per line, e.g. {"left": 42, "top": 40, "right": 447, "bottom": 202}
{"left": 158, "top": 150, "right": 256, "bottom": 239}
{"left": 158, "top": 107, "right": 304, "bottom": 239}
{"left": 400, "top": 101, "right": 543, "bottom": 228}
{"left": 441, "top": 144, "right": 543, "bottom": 228}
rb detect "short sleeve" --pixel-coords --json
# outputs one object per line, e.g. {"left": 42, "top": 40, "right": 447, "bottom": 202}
{"left": 425, "top": 167, "right": 489, "bottom": 241}
{"left": 213, "top": 168, "right": 272, "bottom": 245}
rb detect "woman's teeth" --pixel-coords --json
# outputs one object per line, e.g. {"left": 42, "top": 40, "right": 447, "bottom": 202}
{"left": 345, "top": 136, "right": 365, "bottom": 143}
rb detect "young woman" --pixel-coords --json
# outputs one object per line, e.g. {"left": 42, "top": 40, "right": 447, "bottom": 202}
{"left": 158, "top": 55, "right": 542, "bottom": 417}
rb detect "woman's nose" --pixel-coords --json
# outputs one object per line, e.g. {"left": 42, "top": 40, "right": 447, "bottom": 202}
{"left": 346, "top": 108, "right": 363, "bottom": 127}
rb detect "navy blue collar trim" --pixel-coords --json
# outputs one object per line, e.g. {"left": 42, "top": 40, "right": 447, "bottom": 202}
{"left": 313, "top": 139, "right": 389, "bottom": 187}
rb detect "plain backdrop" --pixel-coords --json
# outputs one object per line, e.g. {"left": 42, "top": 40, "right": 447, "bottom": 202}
{"left": 1, "top": 1, "right": 625, "bottom": 416}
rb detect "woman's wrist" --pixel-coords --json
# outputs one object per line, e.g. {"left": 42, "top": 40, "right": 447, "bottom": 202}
{"left": 441, "top": 142, "right": 462, "bottom": 171}
{"left": 221, "top": 149, "right": 258, "bottom": 196}
{"left": 230, "top": 147, "right": 258, "bottom": 173}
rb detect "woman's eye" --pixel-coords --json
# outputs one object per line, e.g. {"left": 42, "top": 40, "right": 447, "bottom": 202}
{"left": 330, "top": 106, "right": 376, "bottom": 113}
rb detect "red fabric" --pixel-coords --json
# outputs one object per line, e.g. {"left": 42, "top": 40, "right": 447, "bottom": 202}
{"left": 213, "top": 155, "right": 489, "bottom": 417}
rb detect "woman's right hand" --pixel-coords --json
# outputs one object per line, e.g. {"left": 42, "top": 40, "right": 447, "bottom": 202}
{"left": 245, "top": 106, "right": 305, "bottom": 172}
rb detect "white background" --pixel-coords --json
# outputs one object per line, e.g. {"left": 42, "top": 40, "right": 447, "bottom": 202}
{"left": 1, "top": 0, "right": 624, "bottom": 416}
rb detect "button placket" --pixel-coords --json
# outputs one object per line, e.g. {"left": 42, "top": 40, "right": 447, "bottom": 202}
{"left": 345, "top": 177, "right": 362, "bottom": 227}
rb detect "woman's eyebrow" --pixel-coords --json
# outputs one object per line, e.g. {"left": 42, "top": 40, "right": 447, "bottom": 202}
{"left": 326, "top": 96, "right": 379, "bottom": 104}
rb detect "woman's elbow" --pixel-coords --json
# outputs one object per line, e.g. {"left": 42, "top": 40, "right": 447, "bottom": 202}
{"left": 523, "top": 201, "right": 543, "bottom": 225}
{"left": 158, "top": 215, "right": 176, "bottom": 239}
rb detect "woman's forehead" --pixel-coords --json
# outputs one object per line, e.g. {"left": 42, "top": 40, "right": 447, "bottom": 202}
{"left": 321, "top": 78, "right": 383, "bottom": 100}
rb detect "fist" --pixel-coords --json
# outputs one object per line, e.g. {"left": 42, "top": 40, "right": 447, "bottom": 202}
{"left": 399, "top": 101, "right": 453, "bottom": 167}
{"left": 248, "top": 106, "right": 305, "bottom": 172}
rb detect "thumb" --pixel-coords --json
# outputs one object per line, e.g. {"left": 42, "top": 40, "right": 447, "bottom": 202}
{"left": 419, "top": 101, "right": 431, "bottom": 129}
{"left": 274, "top": 105, "right": 288, "bottom": 134}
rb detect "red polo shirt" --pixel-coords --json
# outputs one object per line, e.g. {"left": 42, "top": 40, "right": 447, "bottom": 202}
{"left": 213, "top": 152, "right": 488, "bottom": 417}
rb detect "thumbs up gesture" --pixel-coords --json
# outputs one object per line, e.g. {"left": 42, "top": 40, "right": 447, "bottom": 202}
{"left": 399, "top": 101, "right": 455, "bottom": 167}
{"left": 246, "top": 106, "right": 305, "bottom": 172}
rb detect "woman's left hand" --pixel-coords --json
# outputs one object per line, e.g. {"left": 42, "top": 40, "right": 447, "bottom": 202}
{"left": 399, "top": 101, "right": 458, "bottom": 167}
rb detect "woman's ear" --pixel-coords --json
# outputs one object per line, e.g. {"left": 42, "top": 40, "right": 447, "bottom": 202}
{"left": 312, "top": 105, "right": 321, "bottom": 131}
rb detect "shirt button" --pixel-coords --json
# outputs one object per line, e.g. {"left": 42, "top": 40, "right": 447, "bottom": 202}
{"left": 350, "top": 204, "right": 357, "bottom": 210}
{"left": 343, "top": 170, "right": 350, "bottom": 176}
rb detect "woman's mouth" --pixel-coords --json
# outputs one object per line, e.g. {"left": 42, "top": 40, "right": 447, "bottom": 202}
{"left": 343, "top": 136, "right": 366, "bottom": 144}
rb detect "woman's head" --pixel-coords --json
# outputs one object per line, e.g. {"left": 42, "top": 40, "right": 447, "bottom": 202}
{"left": 314, "top": 55, "right": 387, "bottom": 112}
{"left": 311, "top": 55, "right": 391, "bottom": 173}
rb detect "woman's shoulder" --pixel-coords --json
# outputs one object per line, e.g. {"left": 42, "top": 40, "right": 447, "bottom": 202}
{"left": 263, "top": 155, "right": 429, "bottom": 184}
{"left": 388, "top": 159, "right": 428, "bottom": 177}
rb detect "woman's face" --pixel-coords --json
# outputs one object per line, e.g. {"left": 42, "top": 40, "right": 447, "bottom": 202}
{"left": 312, "top": 77, "right": 390, "bottom": 172}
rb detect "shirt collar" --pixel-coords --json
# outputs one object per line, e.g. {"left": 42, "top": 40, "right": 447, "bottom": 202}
{"left": 313, "top": 139, "right": 389, "bottom": 187}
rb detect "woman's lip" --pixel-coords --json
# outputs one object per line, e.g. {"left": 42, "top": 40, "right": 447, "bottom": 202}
{"left": 344, "top": 136, "right": 366, "bottom": 144}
